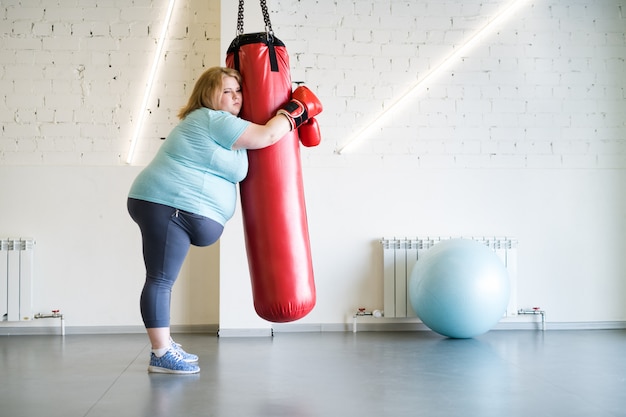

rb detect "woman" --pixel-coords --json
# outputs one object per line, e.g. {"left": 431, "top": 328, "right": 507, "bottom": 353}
{"left": 128, "top": 66, "right": 321, "bottom": 374}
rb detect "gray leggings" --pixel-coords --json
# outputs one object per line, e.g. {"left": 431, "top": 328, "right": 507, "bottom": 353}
{"left": 127, "top": 198, "right": 224, "bottom": 328}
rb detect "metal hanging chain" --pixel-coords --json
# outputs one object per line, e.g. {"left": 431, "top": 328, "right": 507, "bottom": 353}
{"left": 237, "top": 0, "right": 245, "bottom": 35}
{"left": 260, "top": 0, "right": 274, "bottom": 37}
{"left": 236, "top": 0, "right": 274, "bottom": 37}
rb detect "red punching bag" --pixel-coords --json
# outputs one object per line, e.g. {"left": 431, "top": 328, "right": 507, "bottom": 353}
{"left": 226, "top": 1, "right": 317, "bottom": 322}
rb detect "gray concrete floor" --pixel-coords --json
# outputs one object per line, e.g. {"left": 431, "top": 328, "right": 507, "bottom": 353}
{"left": 1, "top": 330, "right": 625, "bottom": 417}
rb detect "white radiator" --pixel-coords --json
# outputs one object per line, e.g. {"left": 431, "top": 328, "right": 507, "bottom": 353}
{"left": 382, "top": 237, "right": 518, "bottom": 318}
{"left": 1, "top": 238, "right": 35, "bottom": 322}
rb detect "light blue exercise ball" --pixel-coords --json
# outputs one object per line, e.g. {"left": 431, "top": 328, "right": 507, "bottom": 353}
{"left": 409, "top": 238, "right": 510, "bottom": 339}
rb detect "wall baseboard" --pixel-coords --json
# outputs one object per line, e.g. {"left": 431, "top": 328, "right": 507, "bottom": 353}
{"left": 0, "top": 324, "right": 218, "bottom": 336}
{"left": 217, "top": 327, "right": 273, "bottom": 338}
{"left": 1, "top": 321, "right": 624, "bottom": 337}
{"left": 273, "top": 320, "right": 626, "bottom": 333}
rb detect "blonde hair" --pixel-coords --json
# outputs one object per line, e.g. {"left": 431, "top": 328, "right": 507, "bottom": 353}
{"left": 177, "top": 67, "right": 242, "bottom": 119}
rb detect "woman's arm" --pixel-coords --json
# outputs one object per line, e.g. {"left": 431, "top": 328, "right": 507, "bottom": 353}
{"left": 232, "top": 114, "right": 291, "bottom": 150}
{"left": 232, "top": 86, "right": 323, "bottom": 150}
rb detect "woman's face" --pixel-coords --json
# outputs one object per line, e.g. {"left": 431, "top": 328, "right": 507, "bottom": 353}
{"left": 218, "top": 76, "right": 243, "bottom": 116}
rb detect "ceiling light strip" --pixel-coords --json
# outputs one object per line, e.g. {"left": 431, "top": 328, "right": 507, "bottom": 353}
{"left": 336, "top": 0, "right": 529, "bottom": 154}
{"left": 126, "top": 0, "right": 176, "bottom": 164}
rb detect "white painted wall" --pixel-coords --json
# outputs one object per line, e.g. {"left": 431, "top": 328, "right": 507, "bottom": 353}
{"left": 1, "top": 0, "right": 625, "bottom": 334}
{"left": 0, "top": 0, "right": 223, "bottom": 332}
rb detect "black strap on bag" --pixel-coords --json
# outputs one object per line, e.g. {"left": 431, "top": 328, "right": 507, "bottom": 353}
{"left": 229, "top": 0, "right": 281, "bottom": 73}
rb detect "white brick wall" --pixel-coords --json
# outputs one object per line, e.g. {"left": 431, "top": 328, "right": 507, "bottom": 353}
{"left": 1, "top": 0, "right": 624, "bottom": 168}
{"left": 275, "top": 0, "right": 626, "bottom": 169}
{"left": 0, "top": 0, "right": 220, "bottom": 166}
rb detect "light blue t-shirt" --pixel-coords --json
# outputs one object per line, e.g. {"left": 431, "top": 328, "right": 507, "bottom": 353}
{"left": 128, "top": 108, "right": 250, "bottom": 225}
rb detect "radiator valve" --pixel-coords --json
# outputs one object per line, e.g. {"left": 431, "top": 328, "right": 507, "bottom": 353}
{"left": 355, "top": 308, "right": 383, "bottom": 318}
{"left": 353, "top": 308, "right": 384, "bottom": 333}
{"left": 517, "top": 307, "right": 546, "bottom": 331}
{"left": 34, "top": 309, "right": 65, "bottom": 336}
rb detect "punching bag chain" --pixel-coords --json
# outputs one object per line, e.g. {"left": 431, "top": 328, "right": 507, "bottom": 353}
{"left": 236, "top": 0, "right": 274, "bottom": 39}
{"left": 237, "top": 0, "right": 245, "bottom": 35}
{"left": 260, "top": 0, "right": 274, "bottom": 38}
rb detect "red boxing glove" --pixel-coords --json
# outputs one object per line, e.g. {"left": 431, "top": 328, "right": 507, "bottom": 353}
{"left": 298, "top": 117, "right": 321, "bottom": 147}
{"left": 277, "top": 86, "right": 323, "bottom": 131}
